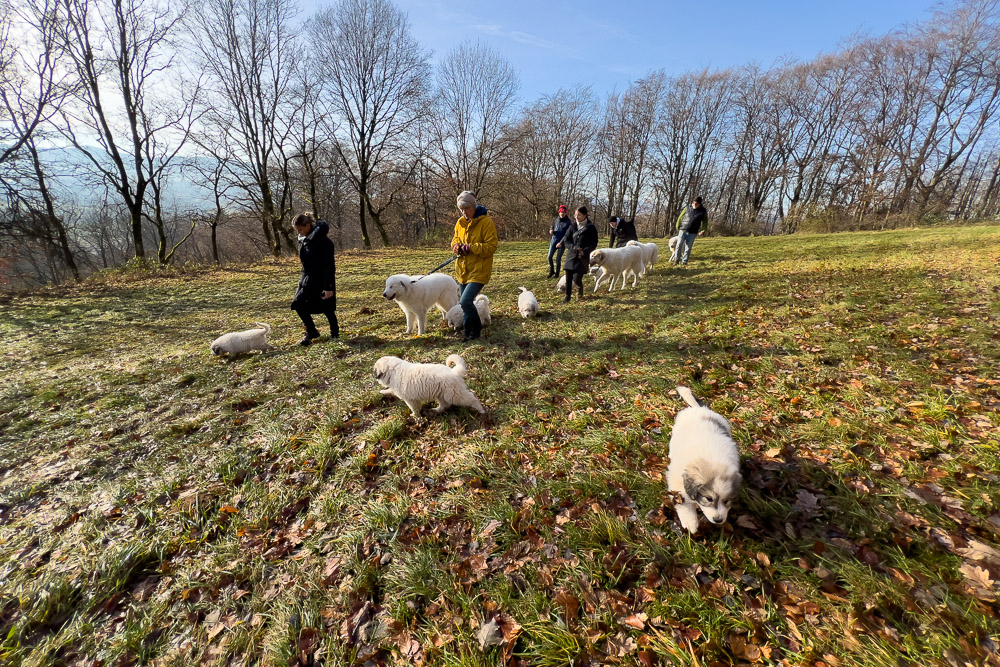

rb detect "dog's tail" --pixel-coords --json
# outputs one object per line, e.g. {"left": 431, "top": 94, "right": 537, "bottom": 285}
{"left": 254, "top": 322, "right": 271, "bottom": 334}
{"left": 446, "top": 354, "right": 467, "bottom": 377}
{"left": 676, "top": 386, "right": 703, "bottom": 408}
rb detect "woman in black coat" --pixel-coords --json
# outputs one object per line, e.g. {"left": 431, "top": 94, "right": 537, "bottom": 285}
{"left": 562, "top": 205, "right": 598, "bottom": 303}
{"left": 290, "top": 212, "right": 338, "bottom": 346}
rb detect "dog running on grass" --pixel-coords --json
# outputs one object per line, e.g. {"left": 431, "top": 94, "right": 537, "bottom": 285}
{"left": 667, "top": 386, "right": 742, "bottom": 533}
{"left": 517, "top": 287, "right": 539, "bottom": 318}
{"left": 210, "top": 323, "right": 274, "bottom": 356}
{"left": 373, "top": 354, "right": 486, "bottom": 420}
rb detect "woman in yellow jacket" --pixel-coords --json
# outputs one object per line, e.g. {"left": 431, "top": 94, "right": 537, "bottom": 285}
{"left": 451, "top": 191, "right": 498, "bottom": 341}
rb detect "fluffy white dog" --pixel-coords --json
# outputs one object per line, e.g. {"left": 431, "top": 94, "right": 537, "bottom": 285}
{"left": 373, "top": 354, "right": 486, "bottom": 420}
{"left": 444, "top": 294, "right": 491, "bottom": 330}
{"left": 383, "top": 273, "right": 460, "bottom": 335}
{"left": 667, "top": 235, "right": 680, "bottom": 263}
{"left": 210, "top": 323, "right": 273, "bottom": 356}
{"left": 555, "top": 275, "right": 567, "bottom": 294}
{"left": 626, "top": 240, "right": 659, "bottom": 271}
{"left": 517, "top": 287, "right": 538, "bottom": 318}
{"left": 588, "top": 246, "right": 645, "bottom": 291}
{"left": 667, "top": 386, "right": 742, "bottom": 534}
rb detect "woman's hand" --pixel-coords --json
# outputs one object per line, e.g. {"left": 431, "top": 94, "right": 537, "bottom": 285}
{"left": 321, "top": 290, "right": 333, "bottom": 299}
{"left": 452, "top": 243, "right": 462, "bottom": 255}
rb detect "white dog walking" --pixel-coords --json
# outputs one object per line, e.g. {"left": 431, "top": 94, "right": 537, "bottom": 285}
{"left": 626, "top": 240, "right": 659, "bottom": 271}
{"left": 210, "top": 323, "right": 274, "bottom": 356}
{"left": 445, "top": 294, "right": 491, "bottom": 330}
{"left": 667, "top": 236, "right": 680, "bottom": 263}
{"left": 383, "top": 273, "right": 460, "bottom": 336}
{"left": 667, "top": 386, "right": 742, "bottom": 534}
{"left": 373, "top": 354, "right": 486, "bottom": 420}
{"left": 517, "top": 287, "right": 539, "bottom": 318}
{"left": 588, "top": 245, "right": 645, "bottom": 291}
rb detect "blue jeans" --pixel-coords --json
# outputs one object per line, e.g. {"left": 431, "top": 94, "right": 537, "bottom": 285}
{"left": 459, "top": 282, "right": 484, "bottom": 338}
{"left": 547, "top": 238, "right": 565, "bottom": 275}
{"left": 674, "top": 232, "right": 697, "bottom": 264}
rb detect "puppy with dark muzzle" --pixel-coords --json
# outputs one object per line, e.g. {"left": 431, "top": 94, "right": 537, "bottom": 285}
{"left": 667, "top": 386, "right": 742, "bottom": 533}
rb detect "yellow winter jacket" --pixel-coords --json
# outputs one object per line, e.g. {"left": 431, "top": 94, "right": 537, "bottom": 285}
{"left": 451, "top": 206, "right": 498, "bottom": 285}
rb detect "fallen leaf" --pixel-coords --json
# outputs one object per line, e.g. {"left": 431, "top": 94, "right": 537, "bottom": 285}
{"left": 620, "top": 613, "right": 647, "bottom": 630}
{"left": 477, "top": 618, "right": 503, "bottom": 649}
{"left": 958, "top": 540, "right": 1000, "bottom": 566}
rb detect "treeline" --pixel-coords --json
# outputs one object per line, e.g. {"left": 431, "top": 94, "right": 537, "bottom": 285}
{"left": 1, "top": 0, "right": 998, "bottom": 288}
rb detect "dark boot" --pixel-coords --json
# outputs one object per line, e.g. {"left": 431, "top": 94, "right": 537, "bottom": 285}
{"left": 299, "top": 327, "right": 321, "bottom": 346}
{"left": 327, "top": 313, "right": 340, "bottom": 339}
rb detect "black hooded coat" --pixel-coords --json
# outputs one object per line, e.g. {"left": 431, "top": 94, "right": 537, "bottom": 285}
{"left": 290, "top": 221, "right": 336, "bottom": 313}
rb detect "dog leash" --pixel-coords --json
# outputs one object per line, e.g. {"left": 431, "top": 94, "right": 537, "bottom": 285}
{"left": 414, "top": 255, "right": 457, "bottom": 281}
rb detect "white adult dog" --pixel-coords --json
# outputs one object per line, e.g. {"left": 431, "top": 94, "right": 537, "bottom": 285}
{"left": 373, "top": 354, "right": 486, "bottom": 420}
{"left": 667, "top": 386, "right": 742, "bottom": 534}
{"left": 588, "top": 245, "right": 645, "bottom": 291}
{"left": 210, "top": 323, "right": 273, "bottom": 356}
{"left": 626, "top": 240, "right": 659, "bottom": 271}
{"left": 667, "top": 235, "right": 681, "bottom": 263}
{"left": 444, "top": 294, "right": 491, "bottom": 330}
{"left": 382, "top": 273, "right": 460, "bottom": 336}
{"left": 517, "top": 287, "right": 538, "bottom": 318}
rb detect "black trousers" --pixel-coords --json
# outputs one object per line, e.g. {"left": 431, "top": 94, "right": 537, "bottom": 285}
{"left": 295, "top": 307, "right": 339, "bottom": 338}
{"left": 563, "top": 269, "right": 585, "bottom": 300}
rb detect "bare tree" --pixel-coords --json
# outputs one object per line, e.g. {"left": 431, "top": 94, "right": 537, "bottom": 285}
{"left": 428, "top": 41, "right": 519, "bottom": 198}
{"left": 187, "top": 0, "right": 300, "bottom": 257}
{"left": 1, "top": 0, "right": 81, "bottom": 279}
{"left": 50, "top": 0, "right": 193, "bottom": 262}
{"left": 311, "top": 0, "right": 430, "bottom": 248}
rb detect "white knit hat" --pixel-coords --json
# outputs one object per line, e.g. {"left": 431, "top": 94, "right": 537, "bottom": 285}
{"left": 456, "top": 191, "right": 477, "bottom": 208}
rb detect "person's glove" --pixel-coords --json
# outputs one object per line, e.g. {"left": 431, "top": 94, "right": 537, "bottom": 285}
{"left": 453, "top": 243, "right": 462, "bottom": 255}
{"left": 462, "top": 243, "right": 471, "bottom": 255}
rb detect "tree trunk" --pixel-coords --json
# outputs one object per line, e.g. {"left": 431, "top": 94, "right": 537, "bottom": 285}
{"left": 358, "top": 189, "right": 371, "bottom": 248}
{"left": 211, "top": 221, "right": 220, "bottom": 266}
{"left": 28, "top": 140, "right": 81, "bottom": 281}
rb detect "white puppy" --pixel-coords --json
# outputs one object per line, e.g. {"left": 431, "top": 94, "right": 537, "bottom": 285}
{"left": 668, "top": 235, "right": 680, "bottom": 263}
{"left": 626, "top": 240, "right": 659, "bottom": 271}
{"left": 383, "top": 273, "right": 460, "bottom": 335}
{"left": 555, "top": 275, "right": 567, "bottom": 294}
{"left": 373, "top": 354, "right": 486, "bottom": 420}
{"left": 210, "top": 323, "right": 273, "bottom": 356}
{"left": 588, "top": 246, "right": 645, "bottom": 291}
{"left": 517, "top": 287, "right": 538, "bottom": 318}
{"left": 667, "top": 386, "right": 742, "bottom": 534}
{"left": 444, "top": 294, "right": 491, "bottom": 330}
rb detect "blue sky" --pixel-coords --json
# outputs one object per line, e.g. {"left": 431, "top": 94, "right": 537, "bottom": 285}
{"left": 302, "top": 0, "right": 941, "bottom": 101}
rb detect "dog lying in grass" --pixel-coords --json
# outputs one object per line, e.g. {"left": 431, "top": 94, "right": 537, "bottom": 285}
{"left": 667, "top": 386, "right": 742, "bottom": 533}
{"left": 517, "top": 287, "right": 538, "bottom": 318}
{"left": 444, "top": 294, "right": 492, "bottom": 330}
{"left": 373, "top": 354, "right": 485, "bottom": 420}
{"left": 210, "top": 323, "right": 273, "bottom": 356}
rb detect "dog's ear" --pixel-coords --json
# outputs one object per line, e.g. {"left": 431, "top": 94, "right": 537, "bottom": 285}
{"left": 682, "top": 471, "right": 705, "bottom": 501}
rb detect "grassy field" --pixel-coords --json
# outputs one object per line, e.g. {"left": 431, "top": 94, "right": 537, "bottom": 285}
{"left": 1, "top": 226, "right": 999, "bottom": 666}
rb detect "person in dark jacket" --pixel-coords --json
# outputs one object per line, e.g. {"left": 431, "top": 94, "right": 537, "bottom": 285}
{"left": 290, "top": 212, "right": 338, "bottom": 346}
{"left": 547, "top": 204, "right": 574, "bottom": 277}
{"left": 562, "top": 206, "right": 598, "bottom": 303}
{"left": 673, "top": 196, "right": 707, "bottom": 265}
{"left": 608, "top": 216, "right": 638, "bottom": 247}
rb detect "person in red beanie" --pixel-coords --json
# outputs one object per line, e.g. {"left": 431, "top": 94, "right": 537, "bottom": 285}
{"left": 547, "top": 204, "right": 575, "bottom": 278}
